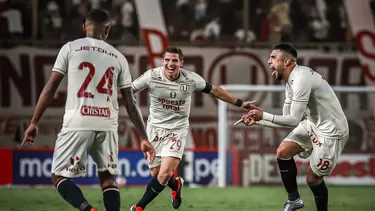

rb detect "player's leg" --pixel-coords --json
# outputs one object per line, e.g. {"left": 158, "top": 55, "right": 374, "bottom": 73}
{"left": 130, "top": 126, "right": 163, "bottom": 211}
{"left": 51, "top": 130, "right": 96, "bottom": 211}
{"left": 148, "top": 156, "right": 183, "bottom": 208}
{"left": 89, "top": 131, "right": 121, "bottom": 211}
{"left": 149, "top": 160, "right": 180, "bottom": 194}
{"left": 277, "top": 141, "right": 304, "bottom": 201}
{"left": 307, "top": 134, "right": 348, "bottom": 211}
{"left": 132, "top": 128, "right": 186, "bottom": 210}
{"left": 306, "top": 166, "right": 327, "bottom": 211}
{"left": 278, "top": 121, "right": 313, "bottom": 211}
{"left": 134, "top": 156, "right": 180, "bottom": 210}
{"left": 162, "top": 128, "right": 187, "bottom": 209}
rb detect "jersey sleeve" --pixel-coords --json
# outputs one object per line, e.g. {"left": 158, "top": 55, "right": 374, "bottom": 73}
{"left": 52, "top": 43, "right": 70, "bottom": 75}
{"left": 291, "top": 74, "right": 312, "bottom": 103}
{"left": 118, "top": 55, "right": 132, "bottom": 89}
{"left": 283, "top": 87, "right": 292, "bottom": 115}
{"left": 132, "top": 69, "right": 151, "bottom": 92}
{"left": 191, "top": 72, "right": 207, "bottom": 91}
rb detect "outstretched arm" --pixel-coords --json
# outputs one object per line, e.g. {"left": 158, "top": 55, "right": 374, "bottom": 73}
{"left": 208, "top": 84, "right": 259, "bottom": 110}
{"left": 254, "top": 102, "right": 294, "bottom": 128}
{"left": 250, "top": 101, "right": 307, "bottom": 127}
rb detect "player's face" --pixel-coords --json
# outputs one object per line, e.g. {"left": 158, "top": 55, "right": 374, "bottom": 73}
{"left": 268, "top": 50, "right": 286, "bottom": 81}
{"left": 162, "top": 52, "right": 184, "bottom": 81}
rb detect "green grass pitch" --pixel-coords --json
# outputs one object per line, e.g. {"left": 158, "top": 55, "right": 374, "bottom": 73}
{"left": 0, "top": 186, "right": 374, "bottom": 211}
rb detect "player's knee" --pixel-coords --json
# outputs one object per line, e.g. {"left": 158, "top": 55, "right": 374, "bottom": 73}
{"left": 150, "top": 167, "right": 160, "bottom": 177}
{"left": 98, "top": 171, "right": 116, "bottom": 188}
{"left": 157, "top": 171, "right": 173, "bottom": 185}
{"left": 51, "top": 174, "right": 64, "bottom": 187}
{"left": 276, "top": 145, "right": 293, "bottom": 159}
{"left": 306, "top": 172, "right": 322, "bottom": 185}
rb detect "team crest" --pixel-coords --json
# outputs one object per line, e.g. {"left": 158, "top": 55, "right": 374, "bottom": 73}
{"left": 170, "top": 91, "right": 177, "bottom": 98}
{"left": 180, "top": 84, "right": 190, "bottom": 93}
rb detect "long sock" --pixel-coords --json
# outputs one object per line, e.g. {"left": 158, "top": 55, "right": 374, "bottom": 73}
{"left": 309, "top": 180, "right": 328, "bottom": 211}
{"left": 137, "top": 176, "right": 166, "bottom": 209}
{"left": 55, "top": 178, "right": 93, "bottom": 211}
{"left": 168, "top": 177, "right": 179, "bottom": 191}
{"left": 103, "top": 186, "right": 120, "bottom": 211}
{"left": 277, "top": 158, "right": 300, "bottom": 201}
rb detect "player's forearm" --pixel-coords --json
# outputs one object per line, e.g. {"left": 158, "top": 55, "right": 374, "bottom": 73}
{"left": 30, "top": 87, "right": 56, "bottom": 125}
{"left": 256, "top": 120, "right": 293, "bottom": 128}
{"left": 261, "top": 101, "right": 306, "bottom": 127}
{"left": 262, "top": 112, "right": 300, "bottom": 127}
{"left": 120, "top": 88, "right": 148, "bottom": 139}
{"left": 210, "top": 85, "right": 242, "bottom": 106}
{"left": 126, "top": 102, "right": 148, "bottom": 139}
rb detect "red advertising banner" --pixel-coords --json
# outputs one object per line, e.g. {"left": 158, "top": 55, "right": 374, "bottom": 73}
{"left": 0, "top": 149, "right": 13, "bottom": 185}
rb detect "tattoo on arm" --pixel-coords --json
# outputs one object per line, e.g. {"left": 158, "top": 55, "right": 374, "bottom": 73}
{"left": 120, "top": 87, "right": 148, "bottom": 139}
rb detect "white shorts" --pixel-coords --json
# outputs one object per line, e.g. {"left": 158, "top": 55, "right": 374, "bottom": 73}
{"left": 51, "top": 130, "right": 119, "bottom": 178}
{"left": 284, "top": 120, "right": 348, "bottom": 177}
{"left": 147, "top": 125, "right": 187, "bottom": 168}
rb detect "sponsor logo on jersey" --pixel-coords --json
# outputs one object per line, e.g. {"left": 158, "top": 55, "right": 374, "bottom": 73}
{"left": 80, "top": 105, "right": 110, "bottom": 117}
{"left": 66, "top": 156, "right": 85, "bottom": 173}
{"left": 75, "top": 46, "right": 118, "bottom": 58}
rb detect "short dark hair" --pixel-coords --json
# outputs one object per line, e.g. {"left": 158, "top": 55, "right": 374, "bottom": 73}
{"left": 162, "top": 46, "right": 184, "bottom": 60}
{"left": 85, "top": 9, "right": 111, "bottom": 25}
{"left": 273, "top": 44, "right": 297, "bottom": 60}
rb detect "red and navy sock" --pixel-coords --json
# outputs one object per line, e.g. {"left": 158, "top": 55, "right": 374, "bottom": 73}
{"left": 102, "top": 185, "right": 120, "bottom": 211}
{"left": 55, "top": 178, "right": 93, "bottom": 211}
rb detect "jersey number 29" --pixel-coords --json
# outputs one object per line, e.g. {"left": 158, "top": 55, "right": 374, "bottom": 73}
{"left": 77, "top": 62, "right": 114, "bottom": 98}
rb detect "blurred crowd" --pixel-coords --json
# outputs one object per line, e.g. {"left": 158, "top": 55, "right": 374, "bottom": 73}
{"left": 0, "top": 0, "right": 351, "bottom": 45}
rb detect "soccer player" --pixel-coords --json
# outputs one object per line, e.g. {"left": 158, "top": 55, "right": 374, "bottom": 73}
{"left": 129, "top": 46, "right": 258, "bottom": 211}
{"left": 22, "top": 9, "right": 155, "bottom": 211}
{"left": 236, "top": 44, "right": 349, "bottom": 211}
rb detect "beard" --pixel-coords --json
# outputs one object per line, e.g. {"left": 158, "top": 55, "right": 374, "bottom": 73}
{"left": 276, "top": 72, "right": 283, "bottom": 80}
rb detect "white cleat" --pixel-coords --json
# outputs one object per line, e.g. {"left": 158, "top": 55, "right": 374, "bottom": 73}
{"left": 283, "top": 198, "right": 304, "bottom": 211}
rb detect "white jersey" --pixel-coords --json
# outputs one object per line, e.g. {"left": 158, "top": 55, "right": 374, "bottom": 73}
{"left": 285, "top": 65, "right": 348, "bottom": 138}
{"left": 52, "top": 37, "right": 132, "bottom": 131}
{"left": 132, "top": 67, "right": 207, "bottom": 130}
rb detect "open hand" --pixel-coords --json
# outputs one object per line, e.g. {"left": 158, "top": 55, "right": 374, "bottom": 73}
{"left": 241, "top": 100, "right": 262, "bottom": 111}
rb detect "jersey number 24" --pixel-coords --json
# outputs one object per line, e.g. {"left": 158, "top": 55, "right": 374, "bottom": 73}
{"left": 77, "top": 62, "right": 114, "bottom": 98}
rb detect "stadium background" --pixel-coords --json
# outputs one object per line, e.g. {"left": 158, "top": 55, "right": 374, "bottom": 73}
{"left": 0, "top": 0, "right": 374, "bottom": 210}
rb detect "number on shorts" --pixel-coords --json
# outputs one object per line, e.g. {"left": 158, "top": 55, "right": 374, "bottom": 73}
{"left": 170, "top": 139, "right": 182, "bottom": 151}
{"left": 317, "top": 158, "right": 330, "bottom": 170}
{"left": 77, "top": 62, "right": 114, "bottom": 98}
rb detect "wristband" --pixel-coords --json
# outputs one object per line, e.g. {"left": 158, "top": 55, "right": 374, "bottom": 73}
{"left": 235, "top": 99, "right": 243, "bottom": 107}
{"left": 262, "top": 112, "right": 275, "bottom": 122}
